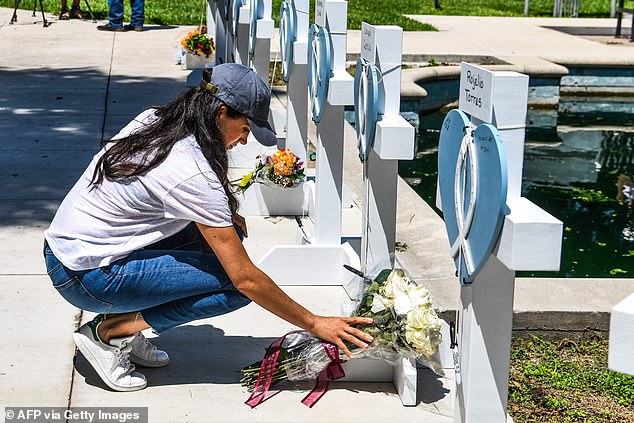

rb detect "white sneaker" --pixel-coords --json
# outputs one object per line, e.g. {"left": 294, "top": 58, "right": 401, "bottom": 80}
{"left": 73, "top": 316, "right": 147, "bottom": 392}
{"left": 130, "top": 332, "right": 170, "bottom": 368}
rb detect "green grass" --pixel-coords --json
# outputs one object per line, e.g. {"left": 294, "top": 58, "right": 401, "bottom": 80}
{"left": 5, "top": 0, "right": 631, "bottom": 28}
{"left": 509, "top": 336, "right": 634, "bottom": 422}
{"left": 272, "top": 0, "right": 634, "bottom": 30}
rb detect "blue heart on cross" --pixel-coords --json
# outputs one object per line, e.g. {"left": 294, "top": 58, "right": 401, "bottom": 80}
{"left": 279, "top": 0, "right": 297, "bottom": 82}
{"left": 308, "top": 24, "right": 332, "bottom": 124}
{"left": 438, "top": 109, "right": 508, "bottom": 285}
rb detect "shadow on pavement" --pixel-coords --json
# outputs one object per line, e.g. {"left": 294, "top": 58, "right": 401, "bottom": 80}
{"left": 417, "top": 368, "right": 450, "bottom": 404}
{"left": 543, "top": 25, "right": 621, "bottom": 36}
{"left": 0, "top": 66, "right": 185, "bottom": 227}
{"left": 74, "top": 324, "right": 278, "bottom": 389}
{"left": 73, "top": 323, "right": 451, "bottom": 408}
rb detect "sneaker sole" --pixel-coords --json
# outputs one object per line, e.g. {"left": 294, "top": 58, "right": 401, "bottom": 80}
{"left": 130, "top": 354, "right": 169, "bottom": 368}
{"left": 73, "top": 332, "right": 147, "bottom": 392}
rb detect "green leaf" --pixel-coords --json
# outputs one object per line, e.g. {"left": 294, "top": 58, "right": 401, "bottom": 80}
{"left": 237, "top": 170, "right": 255, "bottom": 192}
{"left": 374, "top": 269, "right": 392, "bottom": 284}
{"left": 610, "top": 268, "right": 628, "bottom": 276}
{"left": 595, "top": 242, "right": 607, "bottom": 247}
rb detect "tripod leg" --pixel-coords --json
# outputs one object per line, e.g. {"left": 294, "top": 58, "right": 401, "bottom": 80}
{"left": 84, "top": 0, "right": 96, "bottom": 23}
{"left": 616, "top": 0, "right": 624, "bottom": 37}
{"left": 11, "top": 0, "right": 20, "bottom": 24}
{"left": 32, "top": 0, "right": 36, "bottom": 17}
{"left": 38, "top": 0, "right": 48, "bottom": 27}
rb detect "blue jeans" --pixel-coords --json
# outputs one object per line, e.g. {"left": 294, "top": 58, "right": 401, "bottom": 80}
{"left": 44, "top": 223, "right": 251, "bottom": 333}
{"left": 108, "top": 0, "right": 144, "bottom": 28}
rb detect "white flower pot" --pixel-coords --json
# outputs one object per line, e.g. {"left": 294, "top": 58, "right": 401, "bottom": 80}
{"left": 181, "top": 52, "right": 214, "bottom": 70}
{"left": 238, "top": 180, "right": 313, "bottom": 216}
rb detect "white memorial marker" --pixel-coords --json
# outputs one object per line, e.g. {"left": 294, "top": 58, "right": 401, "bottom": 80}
{"left": 609, "top": 293, "right": 634, "bottom": 376}
{"left": 438, "top": 63, "right": 563, "bottom": 422}
{"left": 353, "top": 22, "right": 417, "bottom": 406}
{"left": 256, "top": 0, "right": 358, "bottom": 284}
{"left": 248, "top": 0, "right": 274, "bottom": 84}
{"left": 309, "top": 0, "right": 354, "bottom": 244}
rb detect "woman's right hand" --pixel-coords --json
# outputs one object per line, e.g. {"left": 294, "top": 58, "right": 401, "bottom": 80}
{"left": 309, "top": 315, "right": 375, "bottom": 358}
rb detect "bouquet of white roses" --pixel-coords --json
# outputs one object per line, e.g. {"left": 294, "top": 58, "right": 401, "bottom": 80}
{"left": 237, "top": 148, "right": 305, "bottom": 192}
{"left": 241, "top": 268, "right": 442, "bottom": 407}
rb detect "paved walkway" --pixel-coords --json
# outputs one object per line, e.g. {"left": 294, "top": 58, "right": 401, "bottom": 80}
{"left": 1, "top": 7, "right": 633, "bottom": 423}
{"left": 401, "top": 16, "right": 633, "bottom": 65}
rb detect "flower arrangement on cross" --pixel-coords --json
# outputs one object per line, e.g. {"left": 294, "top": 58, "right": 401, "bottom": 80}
{"left": 238, "top": 149, "right": 306, "bottom": 192}
{"left": 181, "top": 28, "right": 216, "bottom": 58}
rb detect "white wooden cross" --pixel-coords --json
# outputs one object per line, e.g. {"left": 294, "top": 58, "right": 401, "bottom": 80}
{"left": 311, "top": 0, "right": 354, "bottom": 244}
{"left": 255, "top": 0, "right": 358, "bottom": 284}
{"left": 438, "top": 63, "right": 563, "bottom": 422}
{"left": 352, "top": 22, "right": 418, "bottom": 406}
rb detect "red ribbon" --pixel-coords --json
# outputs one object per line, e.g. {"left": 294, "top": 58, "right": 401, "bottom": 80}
{"left": 245, "top": 332, "right": 295, "bottom": 408}
{"left": 244, "top": 333, "right": 345, "bottom": 409}
{"left": 301, "top": 342, "right": 345, "bottom": 408}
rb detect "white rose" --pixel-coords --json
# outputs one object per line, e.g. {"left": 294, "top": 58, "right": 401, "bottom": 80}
{"left": 405, "top": 326, "right": 436, "bottom": 356}
{"left": 407, "top": 306, "right": 440, "bottom": 330}
{"left": 394, "top": 291, "right": 414, "bottom": 315}
{"left": 407, "top": 284, "right": 431, "bottom": 308}
{"left": 392, "top": 280, "right": 431, "bottom": 316}
{"left": 384, "top": 269, "right": 409, "bottom": 299}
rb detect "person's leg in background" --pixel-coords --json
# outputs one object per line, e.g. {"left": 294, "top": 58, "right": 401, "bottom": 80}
{"left": 97, "top": 0, "right": 124, "bottom": 31}
{"left": 126, "top": 0, "right": 145, "bottom": 31}
{"left": 69, "top": 0, "right": 87, "bottom": 19}
{"left": 59, "top": 0, "right": 70, "bottom": 19}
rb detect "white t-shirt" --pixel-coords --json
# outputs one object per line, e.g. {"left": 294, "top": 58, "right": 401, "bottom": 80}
{"left": 45, "top": 109, "right": 234, "bottom": 271}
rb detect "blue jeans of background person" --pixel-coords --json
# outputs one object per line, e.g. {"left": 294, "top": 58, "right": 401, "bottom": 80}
{"left": 107, "top": 0, "right": 144, "bottom": 28}
{"left": 44, "top": 223, "right": 251, "bottom": 333}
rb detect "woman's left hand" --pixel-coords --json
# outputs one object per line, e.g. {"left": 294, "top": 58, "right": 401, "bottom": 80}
{"left": 232, "top": 213, "right": 248, "bottom": 238}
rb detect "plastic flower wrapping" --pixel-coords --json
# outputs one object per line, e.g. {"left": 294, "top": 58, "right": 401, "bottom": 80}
{"left": 241, "top": 268, "right": 443, "bottom": 407}
{"left": 238, "top": 149, "right": 306, "bottom": 192}
{"left": 181, "top": 29, "right": 216, "bottom": 57}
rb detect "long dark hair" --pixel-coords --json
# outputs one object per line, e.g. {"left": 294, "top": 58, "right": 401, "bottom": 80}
{"left": 91, "top": 69, "right": 240, "bottom": 215}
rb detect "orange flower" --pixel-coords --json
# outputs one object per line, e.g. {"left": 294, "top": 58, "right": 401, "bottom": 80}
{"left": 270, "top": 149, "right": 297, "bottom": 176}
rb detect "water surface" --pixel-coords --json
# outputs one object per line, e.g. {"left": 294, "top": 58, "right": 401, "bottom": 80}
{"left": 398, "top": 105, "right": 634, "bottom": 278}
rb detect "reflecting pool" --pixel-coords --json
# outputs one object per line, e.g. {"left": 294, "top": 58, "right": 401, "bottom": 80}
{"left": 398, "top": 103, "right": 634, "bottom": 278}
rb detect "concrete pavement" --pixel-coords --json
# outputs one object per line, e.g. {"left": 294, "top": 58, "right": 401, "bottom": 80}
{"left": 1, "top": 7, "right": 633, "bottom": 422}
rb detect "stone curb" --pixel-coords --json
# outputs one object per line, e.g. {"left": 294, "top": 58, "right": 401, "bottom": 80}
{"left": 401, "top": 56, "right": 569, "bottom": 99}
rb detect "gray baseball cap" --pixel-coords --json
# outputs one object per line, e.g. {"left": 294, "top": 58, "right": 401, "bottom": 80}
{"left": 200, "top": 63, "right": 277, "bottom": 147}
